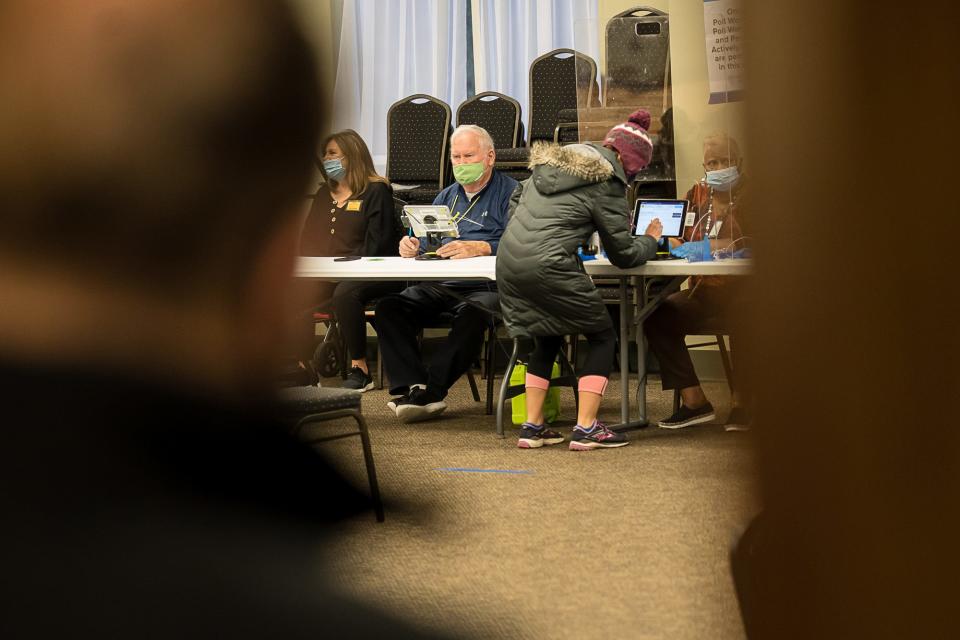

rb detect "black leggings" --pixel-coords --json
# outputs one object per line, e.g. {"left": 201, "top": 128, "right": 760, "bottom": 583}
{"left": 297, "top": 280, "right": 403, "bottom": 361}
{"left": 527, "top": 327, "right": 617, "bottom": 381}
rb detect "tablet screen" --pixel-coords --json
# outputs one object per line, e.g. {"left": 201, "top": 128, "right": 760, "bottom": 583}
{"left": 632, "top": 199, "right": 687, "bottom": 238}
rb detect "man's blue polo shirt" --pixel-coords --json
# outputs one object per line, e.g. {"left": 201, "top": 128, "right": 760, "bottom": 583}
{"left": 431, "top": 169, "right": 518, "bottom": 256}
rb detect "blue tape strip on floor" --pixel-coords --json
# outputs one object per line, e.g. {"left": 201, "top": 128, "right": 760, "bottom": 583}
{"left": 435, "top": 467, "right": 534, "bottom": 475}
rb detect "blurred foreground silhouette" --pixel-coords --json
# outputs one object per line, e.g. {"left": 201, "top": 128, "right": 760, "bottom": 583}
{"left": 0, "top": 1, "right": 449, "bottom": 637}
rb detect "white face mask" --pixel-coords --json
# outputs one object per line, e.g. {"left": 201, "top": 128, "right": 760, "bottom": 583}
{"left": 705, "top": 165, "right": 740, "bottom": 191}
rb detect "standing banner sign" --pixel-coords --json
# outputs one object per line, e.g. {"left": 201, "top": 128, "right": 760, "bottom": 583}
{"left": 703, "top": 0, "right": 744, "bottom": 104}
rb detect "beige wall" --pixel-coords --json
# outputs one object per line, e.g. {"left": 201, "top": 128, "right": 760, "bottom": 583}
{"left": 597, "top": 1, "right": 746, "bottom": 196}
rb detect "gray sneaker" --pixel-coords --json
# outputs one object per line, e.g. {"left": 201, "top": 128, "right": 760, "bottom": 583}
{"left": 517, "top": 422, "right": 565, "bottom": 449}
{"left": 342, "top": 366, "right": 374, "bottom": 392}
{"left": 568, "top": 421, "right": 629, "bottom": 450}
{"left": 394, "top": 388, "right": 446, "bottom": 423}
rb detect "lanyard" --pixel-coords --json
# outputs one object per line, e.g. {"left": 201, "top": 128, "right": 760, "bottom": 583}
{"left": 449, "top": 190, "right": 482, "bottom": 225}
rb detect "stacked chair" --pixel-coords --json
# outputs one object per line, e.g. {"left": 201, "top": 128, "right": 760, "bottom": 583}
{"left": 604, "top": 7, "right": 671, "bottom": 109}
{"left": 495, "top": 48, "right": 601, "bottom": 177}
{"left": 386, "top": 94, "right": 452, "bottom": 204}
{"left": 605, "top": 7, "right": 676, "bottom": 198}
{"left": 527, "top": 48, "right": 599, "bottom": 145}
{"left": 456, "top": 91, "right": 524, "bottom": 149}
{"left": 456, "top": 91, "right": 526, "bottom": 182}
{"left": 390, "top": 50, "right": 602, "bottom": 189}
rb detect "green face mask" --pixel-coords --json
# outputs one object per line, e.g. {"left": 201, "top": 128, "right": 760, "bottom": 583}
{"left": 453, "top": 161, "right": 485, "bottom": 185}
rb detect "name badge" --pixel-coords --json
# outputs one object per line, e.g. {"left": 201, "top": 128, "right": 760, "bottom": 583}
{"left": 684, "top": 211, "right": 696, "bottom": 227}
{"left": 710, "top": 219, "right": 724, "bottom": 238}
{"left": 345, "top": 200, "right": 362, "bottom": 212}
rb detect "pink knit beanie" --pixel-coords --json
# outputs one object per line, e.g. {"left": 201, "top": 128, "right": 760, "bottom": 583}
{"left": 602, "top": 109, "right": 654, "bottom": 178}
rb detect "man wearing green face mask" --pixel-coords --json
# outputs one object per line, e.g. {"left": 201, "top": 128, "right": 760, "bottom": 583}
{"left": 397, "top": 124, "right": 511, "bottom": 260}
{"left": 377, "top": 125, "right": 518, "bottom": 422}
{"left": 451, "top": 157, "right": 484, "bottom": 185}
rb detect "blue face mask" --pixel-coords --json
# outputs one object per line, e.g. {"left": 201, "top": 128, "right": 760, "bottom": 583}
{"left": 705, "top": 165, "right": 740, "bottom": 191}
{"left": 323, "top": 158, "right": 346, "bottom": 181}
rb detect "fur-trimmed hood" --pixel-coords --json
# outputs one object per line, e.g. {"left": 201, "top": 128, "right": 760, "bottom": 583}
{"left": 495, "top": 141, "right": 658, "bottom": 339}
{"left": 527, "top": 142, "right": 625, "bottom": 195}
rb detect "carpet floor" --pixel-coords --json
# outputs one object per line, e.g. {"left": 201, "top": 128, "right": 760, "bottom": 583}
{"left": 306, "top": 372, "right": 756, "bottom": 639}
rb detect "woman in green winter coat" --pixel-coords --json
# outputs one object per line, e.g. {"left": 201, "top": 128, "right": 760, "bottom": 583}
{"left": 496, "top": 110, "right": 663, "bottom": 451}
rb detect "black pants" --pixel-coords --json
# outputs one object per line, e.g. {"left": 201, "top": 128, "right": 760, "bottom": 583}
{"left": 298, "top": 280, "right": 403, "bottom": 361}
{"left": 644, "top": 285, "right": 739, "bottom": 391}
{"left": 375, "top": 284, "right": 498, "bottom": 398}
{"left": 527, "top": 328, "right": 617, "bottom": 380}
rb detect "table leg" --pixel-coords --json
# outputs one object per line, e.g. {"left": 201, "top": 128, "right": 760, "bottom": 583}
{"left": 605, "top": 276, "right": 647, "bottom": 433}
{"left": 636, "top": 276, "right": 648, "bottom": 424}
{"left": 631, "top": 276, "right": 688, "bottom": 429}
{"left": 495, "top": 338, "right": 520, "bottom": 438}
{"left": 606, "top": 275, "right": 688, "bottom": 433}
{"left": 619, "top": 276, "right": 629, "bottom": 425}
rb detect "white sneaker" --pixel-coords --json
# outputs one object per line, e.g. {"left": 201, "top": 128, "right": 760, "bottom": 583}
{"left": 394, "top": 388, "right": 446, "bottom": 423}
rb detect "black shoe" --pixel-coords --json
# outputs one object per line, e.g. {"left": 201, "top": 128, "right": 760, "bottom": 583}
{"left": 395, "top": 387, "right": 447, "bottom": 423}
{"left": 658, "top": 402, "right": 715, "bottom": 429}
{"left": 342, "top": 366, "right": 374, "bottom": 392}
{"left": 724, "top": 406, "right": 752, "bottom": 432}
{"left": 517, "top": 422, "right": 564, "bottom": 448}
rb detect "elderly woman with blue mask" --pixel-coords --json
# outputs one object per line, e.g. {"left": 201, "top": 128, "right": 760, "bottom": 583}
{"left": 669, "top": 132, "right": 747, "bottom": 257}
{"left": 645, "top": 132, "right": 752, "bottom": 430}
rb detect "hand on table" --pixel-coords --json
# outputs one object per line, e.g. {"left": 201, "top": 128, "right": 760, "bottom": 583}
{"left": 399, "top": 236, "right": 420, "bottom": 258}
{"left": 436, "top": 240, "right": 491, "bottom": 259}
{"left": 644, "top": 218, "right": 663, "bottom": 241}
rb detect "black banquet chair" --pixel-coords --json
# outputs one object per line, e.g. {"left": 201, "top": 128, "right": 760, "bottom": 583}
{"left": 456, "top": 91, "right": 524, "bottom": 149}
{"left": 281, "top": 385, "right": 384, "bottom": 522}
{"left": 530, "top": 48, "right": 599, "bottom": 145}
{"left": 386, "top": 94, "right": 452, "bottom": 205}
{"left": 496, "top": 48, "right": 600, "bottom": 170}
{"left": 604, "top": 7, "right": 672, "bottom": 109}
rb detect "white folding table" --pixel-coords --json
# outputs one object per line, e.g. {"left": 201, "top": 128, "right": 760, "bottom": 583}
{"left": 294, "top": 256, "right": 751, "bottom": 435}
{"left": 295, "top": 256, "right": 497, "bottom": 282}
{"left": 582, "top": 257, "right": 752, "bottom": 433}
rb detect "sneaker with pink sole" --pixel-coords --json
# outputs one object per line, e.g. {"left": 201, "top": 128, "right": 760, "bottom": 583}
{"left": 569, "top": 421, "right": 629, "bottom": 450}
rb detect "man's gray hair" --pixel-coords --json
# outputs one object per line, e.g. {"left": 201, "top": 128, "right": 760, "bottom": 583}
{"left": 451, "top": 124, "right": 495, "bottom": 152}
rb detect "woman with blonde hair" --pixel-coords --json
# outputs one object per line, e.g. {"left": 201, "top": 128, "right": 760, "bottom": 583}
{"left": 299, "top": 129, "right": 402, "bottom": 390}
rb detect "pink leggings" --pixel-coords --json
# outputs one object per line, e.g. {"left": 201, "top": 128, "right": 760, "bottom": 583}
{"left": 525, "top": 327, "right": 616, "bottom": 395}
